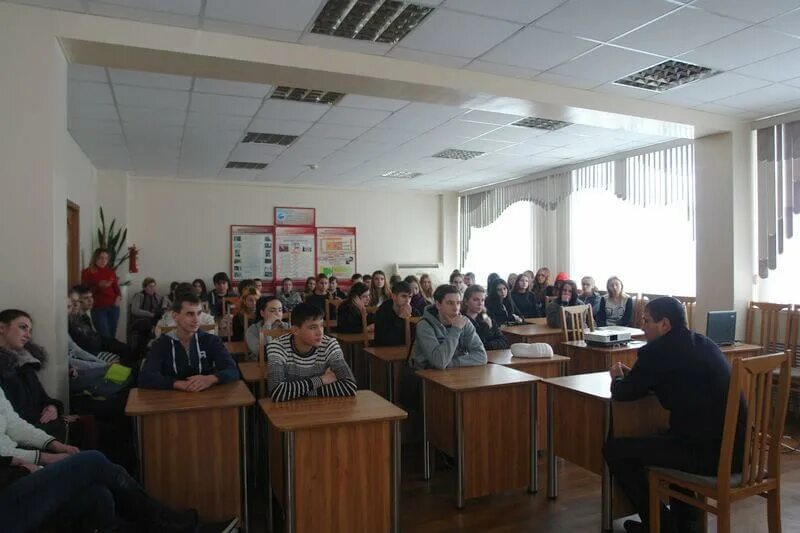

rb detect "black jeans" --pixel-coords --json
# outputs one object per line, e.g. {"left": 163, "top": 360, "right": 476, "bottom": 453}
{"left": 604, "top": 436, "right": 716, "bottom": 532}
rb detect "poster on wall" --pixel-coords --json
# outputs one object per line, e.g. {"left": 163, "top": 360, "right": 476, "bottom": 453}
{"left": 274, "top": 206, "right": 315, "bottom": 227}
{"left": 275, "top": 226, "right": 316, "bottom": 282}
{"left": 316, "top": 227, "right": 357, "bottom": 285}
{"left": 230, "top": 225, "right": 274, "bottom": 289}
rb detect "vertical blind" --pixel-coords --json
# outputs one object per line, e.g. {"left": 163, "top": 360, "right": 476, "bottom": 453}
{"left": 459, "top": 142, "right": 695, "bottom": 267}
{"left": 756, "top": 120, "right": 800, "bottom": 278}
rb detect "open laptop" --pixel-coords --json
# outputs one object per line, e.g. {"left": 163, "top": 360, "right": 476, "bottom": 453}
{"left": 706, "top": 310, "right": 737, "bottom": 346}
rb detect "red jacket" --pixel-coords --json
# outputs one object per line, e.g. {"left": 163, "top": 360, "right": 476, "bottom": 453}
{"left": 81, "top": 267, "right": 120, "bottom": 308}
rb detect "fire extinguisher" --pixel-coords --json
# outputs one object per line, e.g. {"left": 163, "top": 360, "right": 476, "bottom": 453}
{"left": 128, "top": 245, "right": 139, "bottom": 273}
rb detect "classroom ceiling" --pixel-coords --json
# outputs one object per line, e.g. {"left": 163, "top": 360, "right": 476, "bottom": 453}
{"left": 23, "top": 0, "right": 800, "bottom": 189}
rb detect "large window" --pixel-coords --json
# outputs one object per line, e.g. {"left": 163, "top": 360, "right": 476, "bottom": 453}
{"left": 462, "top": 201, "right": 532, "bottom": 285}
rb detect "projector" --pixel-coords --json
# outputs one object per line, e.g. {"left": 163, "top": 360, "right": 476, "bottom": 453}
{"left": 584, "top": 327, "right": 633, "bottom": 347}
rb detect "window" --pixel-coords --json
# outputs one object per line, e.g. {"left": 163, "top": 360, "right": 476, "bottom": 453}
{"left": 756, "top": 233, "right": 800, "bottom": 303}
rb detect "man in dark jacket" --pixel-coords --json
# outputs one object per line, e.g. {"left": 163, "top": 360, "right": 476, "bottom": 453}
{"left": 604, "top": 297, "right": 746, "bottom": 533}
{"left": 139, "top": 293, "right": 239, "bottom": 391}
{"left": 69, "top": 285, "right": 134, "bottom": 364}
{"left": 374, "top": 281, "right": 417, "bottom": 347}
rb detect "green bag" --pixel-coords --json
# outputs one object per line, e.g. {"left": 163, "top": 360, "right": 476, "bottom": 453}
{"left": 104, "top": 363, "right": 132, "bottom": 385}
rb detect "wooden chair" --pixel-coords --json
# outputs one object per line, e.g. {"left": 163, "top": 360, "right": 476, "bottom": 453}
{"left": 783, "top": 308, "right": 800, "bottom": 399}
{"left": 649, "top": 352, "right": 792, "bottom": 533}
{"left": 325, "top": 299, "right": 343, "bottom": 332}
{"left": 560, "top": 304, "right": 595, "bottom": 342}
{"left": 673, "top": 296, "right": 696, "bottom": 330}
{"left": 744, "top": 301, "right": 792, "bottom": 354}
{"left": 222, "top": 296, "right": 240, "bottom": 317}
{"left": 365, "top": 305, "right": 378, "bottom": 315}
{"left": 156, "top": 323, "right": 217, "bottom": 336}
{"left": 632, "top": 295, "right": 648, "bottom": 330}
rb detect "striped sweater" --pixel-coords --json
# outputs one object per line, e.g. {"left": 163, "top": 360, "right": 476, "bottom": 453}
{"left": 266, "top": 334, "right": 357, "bottom": 402}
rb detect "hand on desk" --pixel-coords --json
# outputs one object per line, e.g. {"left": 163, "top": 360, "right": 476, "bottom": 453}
{"left": 609, "top": 362, "right": 631, "bottom": 378}
{"left": 321, "top": 368, "right": 338, "bottom": 385}
{"left": 174, "top": 375, "right": 219, "bottom": 392}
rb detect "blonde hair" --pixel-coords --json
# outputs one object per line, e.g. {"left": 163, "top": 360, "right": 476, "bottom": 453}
{"left": 419, "top": 273, "right": 434, "bottom": 300}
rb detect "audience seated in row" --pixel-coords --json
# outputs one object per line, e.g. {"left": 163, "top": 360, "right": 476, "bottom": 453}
{"left": 335, "top": 282, "right": 374, "bottom": 334}
{"left": 374, "top": 281, "right": 417, "bottom": 347}
{"left": 276, "top": 277, "right": 303, "bottom": 311}
{"left": 461, "top": 285, "right": 509, "bottom": 350}
{"left": 245, "top": 298, "right": 289, "bottom": 360}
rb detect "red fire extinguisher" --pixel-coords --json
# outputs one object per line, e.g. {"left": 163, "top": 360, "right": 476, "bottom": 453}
{"left": 128, "top": 245, "right": 139, "bottom": 273}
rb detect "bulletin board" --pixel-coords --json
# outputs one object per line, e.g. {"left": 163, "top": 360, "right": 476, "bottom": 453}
{"left": 275, "top": 226, "right": 317, "bottom": 283}
{"left": 230, "top": 225, "right": 275, "bottom": 291}
{"left": 274, "top": 206, "right": 316, "bottom": 226}
{"left": 316, "top": 227, "right": 357, "bottom": 287}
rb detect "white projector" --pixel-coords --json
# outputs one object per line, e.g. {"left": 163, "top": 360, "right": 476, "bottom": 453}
{"left": 584, "top": 326, "right": 634, "bottom": 347}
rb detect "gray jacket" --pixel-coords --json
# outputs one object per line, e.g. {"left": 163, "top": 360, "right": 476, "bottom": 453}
{"left": 411, "top": 307, "right": 487, "bottom": 370}
{"left": 245, "top": 320, "right": 290, "bottom": 359}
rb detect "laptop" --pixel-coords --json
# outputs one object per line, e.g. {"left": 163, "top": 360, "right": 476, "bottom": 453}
{"left": 706, "top": 310, "right": 736, "bottom": 346}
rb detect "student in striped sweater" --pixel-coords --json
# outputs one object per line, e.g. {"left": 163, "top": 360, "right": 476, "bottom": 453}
{"left": 267, "top": 303, "right": 357, "bottom": 402}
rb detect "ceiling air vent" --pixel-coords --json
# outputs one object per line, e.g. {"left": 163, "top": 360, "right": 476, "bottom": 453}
{"left": 432, "top": 149, "right": 485, "bottom": 160}
{"left": 270, "top": 86, "right": 345, "bottom": 105}
{"left": 614, "top": 60, "right": 720, "bottom": 92}
{"left": 311, "top": 0, "right": 434, "bottom": 44}
{"left": 381, "top": 170, "right": 422, "bottom": 178}
{"left": 242, "top": 132, "right": 298, "bottom": 146}
{"left": 511, "top": 117, "right": 573, "bottom": 131}
{"left": 226, "top": 161, "right": 268, "bottom": 170}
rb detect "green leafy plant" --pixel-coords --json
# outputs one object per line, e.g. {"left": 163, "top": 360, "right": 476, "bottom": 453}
{"left": 96, "top": 207, "right": 130, "bottom": 272}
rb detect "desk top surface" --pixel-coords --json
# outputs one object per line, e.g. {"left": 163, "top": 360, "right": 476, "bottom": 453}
{"left": 225, "top": 341, "right": 248, "bottom": 354}
{"left": 720, "top": 343, "right": 762, "bottom": 354}
{"left": 544, "top": 371, "right": 612, "bottom": 400}
{"left": 239, "top": 361, "right": 266, "bottom": 383}
{"left": 260, "top": 390, "right": 407, "bottom": 430}
{"left": 126, "top": 381, "right": 255, "bottom": 415}
{"left": 486, "top": 349, "right": 570, "bottom": 367}
{"left": 364, "top": 345, "right": 409, "bottom": 362}
{"left": 524, "top": 317, "right": 548, "bottom": 325}
{"left": 417, "top": 363, "right": 539, "bottom": 391}
{"left": 330, "top": 331, "right": 375, "bottom": 343}
{"left": 501, "top": 323, "right": 562, "bottom": 336}
{"left": 561, "top": 340, "right": 647, "bottom": 353}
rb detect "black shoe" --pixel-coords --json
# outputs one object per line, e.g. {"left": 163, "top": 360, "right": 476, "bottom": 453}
{"left": 197, "top": 517, "right": 238, "bottom": 533}
{"left": 623, "top": 519, "right": 647, "bottom": 533}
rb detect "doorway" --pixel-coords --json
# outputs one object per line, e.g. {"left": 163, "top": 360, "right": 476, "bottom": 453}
{"left": 67, "top": 201, "right": 80, "bottom": 289}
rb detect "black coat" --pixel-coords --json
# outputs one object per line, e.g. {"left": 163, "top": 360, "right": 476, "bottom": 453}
{"left": 465, "top": 314, "right": 508, "bottom": 350}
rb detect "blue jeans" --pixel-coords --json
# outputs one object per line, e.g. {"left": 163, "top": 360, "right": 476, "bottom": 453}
{"left": 0, "top": 450, "right": 134, "bottom": 532}
{"left": 92, "top": 305, "right": 121, "bottom": 338}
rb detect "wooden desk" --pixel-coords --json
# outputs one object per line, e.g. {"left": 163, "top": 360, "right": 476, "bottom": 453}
{"left": 721, "top": 342, "right": 762, "bottom": 363}
{"left": 524, "top": 317, "right": 548, "bottom": 325}
{"left": 126, "top": 382, "right": 255, "bottom": 528}
{"left": 501, "top": 323, "right": 563, "bottom": 352}
{"left": 417, "top": 365, "right": 539, "bottom": 508}
{"left": 225, "top": 341, "right": 248, "bottom": 356}
{"left": 544, "top": 372, "right": 669, "bottom": 531}
{"left": 239, "top": 361, "right": 266, "bottom": 384}
{"left": 260, "top": 391, "right": 407, "bottom": 533}
{"left": 364, "top": 346, "right": 408, "bottom": 403}
{"left": 329, "top": 331, "right": 374, "bottom": 387}
{"left": 486, "top": 350, "right": 569, "bottom": 450}
{"left": 561, "top": 340, "right": 647, "bottom": 375}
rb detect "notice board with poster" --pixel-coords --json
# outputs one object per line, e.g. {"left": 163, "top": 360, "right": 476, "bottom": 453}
{"left": 316, "top": 227, "right": 357, "bottom": 287}
{"left": 275, "top": 226, "right": 316, "bottom": 282}
{"left": 230, "top": 225, "right": 275, "bottom": 291}
{"left": 274, "top": 206, "right": 315, "bottom": 227}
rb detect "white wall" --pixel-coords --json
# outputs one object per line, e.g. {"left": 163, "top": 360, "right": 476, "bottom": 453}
{"left": 126, "top": 177, "right": 456, "bottom": 291}
{"left": 60, "top": 134, "right": 97, "bottom": 271}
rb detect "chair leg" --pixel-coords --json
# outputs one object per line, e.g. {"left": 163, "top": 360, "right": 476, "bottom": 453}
{"left": 699, "top": 498, "right": 709, "bottom": 533}
{"left": 716, "top": 500, "right": 731, "bottom": 533}
{"left": 649, "top": 471, "right": 661, "bottom": 533}
{"left": 767, "top": 487, "right": 782, "bottom": 533}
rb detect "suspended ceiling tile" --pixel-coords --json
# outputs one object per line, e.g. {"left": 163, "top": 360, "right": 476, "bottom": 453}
{"left": 109, "top": 68, "right": 193, "bottom": 90}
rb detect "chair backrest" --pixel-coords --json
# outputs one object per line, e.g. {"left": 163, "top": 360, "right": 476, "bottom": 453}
{"left": 222, "top": 296, "right": 240, "bottom": 316}
{"left": 786, "top": 308, "right": 799, "bottom": 368}
{"left": 160, "top": 325, "right": 176, "bottom": 335}
{"left": 365, "top": 305, "right": 378, "bottom": 315}
{"left": 560, "top": 304, "right": 595, "bottom": 342}
{"left": 325, "top": 299, "right": 343, "bottom": 331}
{"left": 673, "top": 296, "right": 696, "bottom": 330}
{"left": 404, "top": 315, "right": 412, "bottom": 349}
{"left": 199, "top": 323, "right": 218, "bottom": 335}
{"left": 718, "top": 352, "right": 791, "bottom": 489}
{"left": 632, "top": 295, "right": 648, "bottom": 329}
{"left": 744, "top": 301, "right": 792, "bottom": 353}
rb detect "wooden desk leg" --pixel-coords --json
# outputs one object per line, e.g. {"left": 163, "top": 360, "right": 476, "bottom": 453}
{"left": 240, "top": 406, "right": 249, "bottom": 533}
{"left": 422, "top": 381, "right": 431, "bottom": 480}
{"left": 367, "top": 355, "right": 373, "bottom": 391}
{"left": 547, "top": 386, "right": 557, "bottom": 499}
{"left": 530, "top": 381, "right": 538, "bottom": 493}
{"left": 601, "top": 403, "right": 612, "bottom": 532}
{"left": 392, "top": 420, "right": 401, "bottom": 533}
{"left": 135, "top": 415, "right": 143, "bottom": 482}
{"left": 266, "top": 422, "right": 274, "bottom": 533}
{"left": 386, "top": 361, "right": 394, "bottom": 404}
{"left": 283, "top": 431, "right": 296, "bottom": 533}
{"left": 455, "top": 392, "right": 465, "bottom": 509}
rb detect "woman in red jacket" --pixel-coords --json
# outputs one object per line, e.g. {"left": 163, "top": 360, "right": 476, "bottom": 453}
{"left": 81, "top": 248, "right": 121, "bottom": 339}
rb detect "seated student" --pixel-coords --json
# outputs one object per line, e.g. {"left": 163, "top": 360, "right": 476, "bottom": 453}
{"left": 486, "top": 272, "right": 500, "bottom": 289}
{"left": 549, "top": 271, "right": 569, "bottom": 298}
{"left": 389, "top": 274, "right": 402, "bottom": 290}
{"left": 597, "top": 276, "right": 634, "bottom": 327}
{"left": 463, "top": 272, "right": 476, "bottom": 287}
{"left": 69, "top": 285, "right": 134, "bottom": 365}
{"left": 374, "top": 281, "right": 415, "bottom": 347}
{"left": 362, "top": 273, "right": 372, "bottom": 292}
{"left": 419, "top": 273, "right": 434, "bottom": 306}
{"left": 485, "top": 279, "right": 523, "bottom": 325}
{"left": 369, "top": 270, "right": 391, "bottom": 307}
{"left": 546, "top": 279, "right": 581, "bottom": 329}
{"left": 404, "top": 275, "right": 427, "bottom": 316}
{"left": 139, "top": 293, "right": 239, "bottom": 391}
{"left": 246, "top": 298, "right": 290, "bottom": 360}
{"left": 449, "top": 271, "right": 466, "bottom": 299}
{"left": 276, "top": 277, "right": 303, "bottom": 311}
{"left": 154, "top": 283, "right": 217, "bottom": 336}
{"left": 604, "top": 297, "right": 746, "bottom": 533}
{"left": 350, "top": 273, "right": 363, "bottom": 286}
{"left": 305, "top": 274, "right": 330, "bottom": 313}
{"left": 129, "top": 277, "right": 171, "bottom": 355}
{"left": 302, "top": 276, "right": 316, "bottom": 300}
{"left": 168, "top": 281, "right": 180, "bottom": 303}
{"left": 411, "top": 284, "right": 487, "bottom": 370}
{"left": 207, "top": 272, "right": 236, "bottom": 317}
{"left": 237, "top": 278, "right": 257, "bottom": 298}
{"left": 462, "top": 285, "right": 508, "bottom": 350}
{"left": 68, "top": 288, "right": 118, "bottom": 366}
{"left": 231, "top": 287, "right": 258, "bottom": 342}
{"left": 253, "top": 278, "right": 263, "bottom": 295}
{"left": 192, "top": 278, "right": 208, "bottom": 302}
{"left": 531, "top": 267, "right": 550, "bottom": 300}
{"left": 328, "top": 276, "right": 347, "bottom": 300}
{"left": 266, "top": 303, "right": 357, "bottom": 402}
{"left": 579, "top": 275, "right": 602, "bottom": 319}
{"left": 335, "top": 283, "right": 374, "bottom": 334}
{"left": 510, "top": 274, "right": 541, "bottom": 318}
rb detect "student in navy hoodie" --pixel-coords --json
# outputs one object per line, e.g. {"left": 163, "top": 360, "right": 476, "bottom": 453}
{"left": 139, "top": 293, "right": 239, "bottom": 391}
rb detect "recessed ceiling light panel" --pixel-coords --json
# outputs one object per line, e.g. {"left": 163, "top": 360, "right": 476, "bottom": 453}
{"left": 270, "top": 86, "right": 345, "bottom": 105}
{"left": 614, "top": 60, "right": 720, "bottom": 92}
{"left": 381, "top": 170, "right": 422, "bottom": 178}
{"left": 432, "top": 149, "right": 485, "bottom": 160}
{"left": 511, "top": 117, "right": 573, "bottom": 131}
{"left": 311, "top": 0, "right": 434, "bottom": 44}
{"left": 242, "top": 132, "right": 298, "bottom": 146}
{"left": 226, "top": 161, "right": 268, "bottom": 170}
